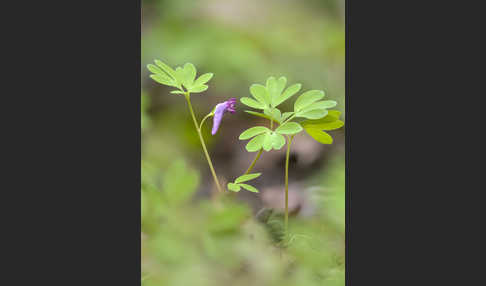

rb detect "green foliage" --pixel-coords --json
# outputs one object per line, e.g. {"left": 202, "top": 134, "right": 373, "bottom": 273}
{"left": 239, "top": 126, "right": 270, "bottom": 140}
{"left": 294, "top": 90, "right": 325, "bottom": 112}
{"left": 147, "top": 59, "right": 213, "bottom": 94}
{"left": 301, "top": 110, "right": 344, "bottom": 144}
{"left": 275, "top": 122, "right": 303, "bottom": 135}
{"left": 240, "top": 76, "right": 342, "bottom": 148}
{"left": 235, "top": 173, "right": 261, "bottom": 183}
{"left": 228, "top": 173, "right": 261, "bottom": 193}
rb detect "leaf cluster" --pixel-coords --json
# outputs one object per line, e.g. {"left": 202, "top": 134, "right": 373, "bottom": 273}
{"left": 147, "top": 60, "right": 213, "bottom": 95}
{"left": 227, "top": 173, "right": 261, "bottom": 193}
{"left": 239, "top": 76, "right": 344, "bottom": 151}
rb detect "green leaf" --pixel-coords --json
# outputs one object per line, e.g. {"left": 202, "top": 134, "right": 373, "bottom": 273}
{"left": 327, "top": 110, "right": 342, "bottom": 119}
{"left": 296, "top": 109, "right": 328, "bottom": 120}
{"left": 302, "top": 119, "right": 344, "bottom": 131}
{"left": 266, "top": 76, "right": 286, "bottom": 104}
{"left": 235, "top": 173, "right": 261, "bottom": 183}
{"left": 294, "top": 90, "right": 325, "bottom": 112}
{"left": 275, "top": 122, "right": 303, "bottom": 135}
{"left": 147, "top": 64, "right": 164, "bottom": 75}
{"left": 241, "top": 97, "right": 265, "bottom": 109}
{"left": 264, "top": 108, "right": 282, "bottom": 123}
{"left": 239, "top": 184, "right": 259, "bottom": 193}
{"left": 150, "top": 74, "right": 176, "bottom": 87}
{"left": 276, "top": 77, "right": 287, "bottom": 97}
{"left": 162, "top": 159, "right": 200, "bottom": 205}
{"left": 181, "top": 63, "right": 197, "bottom": 89}
{"left": 274, "top": 83, "right": 301, "bottom": 107}
{"left": 262, "top": 132, "right": 273, "bottom": 151}
{"left": 300, "top": 110, "right": 344, "bottom": 130}
{"left": 170, "top": 90, "right": 185, "bottom": 95}
{"left": 272, "top": 133, "right": 286, "bottom": 150}
{"left": 193, "top": 73, "right": 213, "bottom": 86}
{"left": 227, "top": 183, "right": 241, "bottom": 192}
{"left": 239, "top": 126, "right": 269, "bottom": 140}
{"left": 281, "top": 112, "right": 294, "bottom": 122}
{"left": 304, "top": 128, "right": 333, "bottom": 144}
{"left": 246, "top": 133, "right": 265, "bottom": 152}
{"left": 154, "top": 59, "right": 177, "bottom": 80}
{"left": 250, "top": 84, "right": 271, "bottom": 106}
{"left": 189, "top": 85, "right": 208, "bottom": 93}
{"left": 244, "top": 110, "right": 272, "bottom": 121}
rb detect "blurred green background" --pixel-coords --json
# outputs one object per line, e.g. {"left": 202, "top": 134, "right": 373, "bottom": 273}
{"left": 141, "top": 0, "right": 345, "bottom": 285}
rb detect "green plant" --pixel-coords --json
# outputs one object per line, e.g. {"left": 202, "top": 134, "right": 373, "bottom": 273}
{"left": 237, "top": 76, "right": 344, "bottom": 238}
{"left": 147, "top": 60, "right": 225, "bottom": 192}
{"left": 147, "top": 60, "right": 344, "bottom": 239}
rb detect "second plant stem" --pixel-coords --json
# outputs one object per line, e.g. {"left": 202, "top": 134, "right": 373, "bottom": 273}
{"left": 284, "top": 135, "right": 294, "bottom": 238}
{"left": 184, "top": 93, "right": 223, "bottom": 193}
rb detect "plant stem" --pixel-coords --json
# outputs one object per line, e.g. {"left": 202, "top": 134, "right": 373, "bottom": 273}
{"left": 284, "top": 135, "right": 294, "bottom": 237}
{"left": 199, "top": 113, "right": 213, "bottom": 130}
{"left": 184, "top": 93, "right": 223, "bottom": 193}
{"left": 244, "top": 149, "right": 263, "bottom": 175}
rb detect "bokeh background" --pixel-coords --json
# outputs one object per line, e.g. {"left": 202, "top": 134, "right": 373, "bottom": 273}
{"left": 141, "top": 0, "right": 345, "bottom": 285}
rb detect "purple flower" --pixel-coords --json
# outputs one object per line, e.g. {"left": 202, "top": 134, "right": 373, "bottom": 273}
{"left": 211, "top": 98, "right": 236, "bottom": 135}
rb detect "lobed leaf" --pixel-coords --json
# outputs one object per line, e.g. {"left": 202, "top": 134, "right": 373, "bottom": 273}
{"left": 147, "top": 64, "right": 164, "bottom": 75}
{"left": 189, "top": 85, "right": 208, "bottom": 93}
{"left": 150, "top": 74, "right": 176, "bottom": 87}
{"left": 275, "top": 122, "right": 303, "bottom": 135}
{"left": 193, "top": 73, "right": 213, "bottom": 86}
{"left": 250, "top": 84, "right": 271, "bottom": 107}
{"left": 239, "top": 126, "right": 270, "bottom": 140}
{"left": 154, "top": 59, "right": 177, "bottom": 80}
{"left": 262, "top": 132, "right": 273, "bottom": 151}
{"left": 246, "top": 133, "right": 266, "bottom": 152}
{"left": 274, "top": 83, "right": 301, "bottom": 107}
{"left": 299, "top": 100, "right": 337, "bottom": 113}
{"left": 294, "top": 90, "right": 325, "bottom": 112}
{"left": 180, "top": 63, "right": 197, "bottom": 89}
{"left": 301, "top": 110, "right": 344, "bottom": 130}
{"left": 296, "top": 109, "right": 328, "bottom": 120}
{"left": 272, "top": 133, "right": 286, "bottom": 150}
{"left": 264, "top": 107, "right": 282, "bottom": 123}
{"left": 241, "top": 97, "right": 265, "bottom": 109}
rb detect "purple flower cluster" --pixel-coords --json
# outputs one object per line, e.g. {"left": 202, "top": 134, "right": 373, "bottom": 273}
{"left": 211, "top": 98, "right": 236, "bottom": 135}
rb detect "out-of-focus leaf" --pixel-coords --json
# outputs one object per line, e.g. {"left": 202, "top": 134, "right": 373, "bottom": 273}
{"left": 239, "top": 184, "right": 259, "bottom": 193}
{"left": 235, "top": 173, "right": 261, "bottom": 183}
{"left": 227, "top": 183, "right": 241, "bottom": 192}
{"left": 162, "top": 159, "right": 200, "bottom": 205}
{"left": 304, "top": 127, "right": 333, "bottom": 144}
